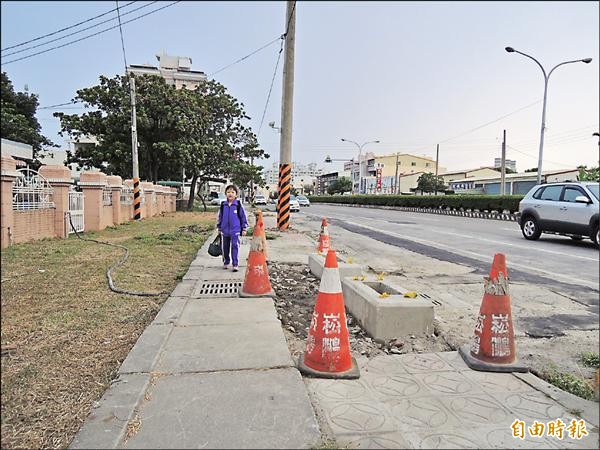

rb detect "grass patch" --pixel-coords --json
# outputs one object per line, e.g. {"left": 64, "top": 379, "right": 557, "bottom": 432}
{"left": 1, "top": 211, "right": 215, "bottom": 449}
{"left": 580, "top": 352, "right": 600, "bottom": 368}
{"left": 539, "top": 366, "right": 597, "bottom": 401}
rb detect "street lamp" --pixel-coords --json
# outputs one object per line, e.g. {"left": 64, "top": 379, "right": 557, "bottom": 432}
{"left": 505, "top": 46, "right": 592, "bottom": 185}
{"left": 340, "top": 138, "right": 380, "bottom": 194}
{"left": 594, "top": 132, "right": 600, "bottom": 146}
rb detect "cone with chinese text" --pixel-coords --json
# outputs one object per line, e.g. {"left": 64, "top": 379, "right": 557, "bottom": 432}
{"left": 240, "top": 216, "right": 274, "bottom": 298}
{"left": 459, "top": 253, "right": 528, "bottom": 372}
{"left": 317, "top": 218, "right": 331, "bottom": 254}
{"left": 298, "top": 249, "right": 360, "bottom": 379}
{"left": 254, "top": 209, "right": 268, "bottom": 261}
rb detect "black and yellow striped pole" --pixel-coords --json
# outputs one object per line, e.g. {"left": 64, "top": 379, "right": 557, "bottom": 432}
{"left": 277, "top": 0, "right": 296, "bottom": 230}
{"left": 129, "top": 75, "right": 141, "bottom": 220}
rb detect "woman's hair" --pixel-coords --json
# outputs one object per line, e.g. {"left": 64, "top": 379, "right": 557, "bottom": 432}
{"left": 224, "top": 184, "right": 239, "bottom": 194}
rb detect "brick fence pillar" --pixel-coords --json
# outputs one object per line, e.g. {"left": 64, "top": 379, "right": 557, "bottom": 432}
{"left": 169, "top": 187, "right": 177, "bottom": 212}
{"left": 107, "top": 175, "right": 123, "bottom": 225}
{"left": 1, "top": 157, "right": 20, "bottom": 248}
{"left": 39, "top": 164, "right": 73, "bottom": 238}
{"left": 79, "top": 171, "right": 107, "bottom": 232}
{"left": 140, "top": 181, "right": 154, "bottom": 218}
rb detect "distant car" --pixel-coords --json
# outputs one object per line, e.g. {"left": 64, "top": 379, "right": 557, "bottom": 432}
{"left": 254, "top": 194, "right": 267, "bottom": 205}
{"left": 518, "top": 181, "right": 599, "bottom": 247}
{"left": 289, "top": 195, "right": 300, "bottom": 212}
{"left": 210, "top": 192, "right": 227, "bottom": 206}
{"left": 297, "top": 195, "right": 310, "bottom": 207}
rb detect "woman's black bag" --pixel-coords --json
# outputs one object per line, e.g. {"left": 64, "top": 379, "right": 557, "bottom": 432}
{"left": 208, "top": 234, "right": 222, "bottom": 257}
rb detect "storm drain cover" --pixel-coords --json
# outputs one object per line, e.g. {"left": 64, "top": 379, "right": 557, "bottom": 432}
{"left": 193, "top": 280, "right": 243, "bottom": 298}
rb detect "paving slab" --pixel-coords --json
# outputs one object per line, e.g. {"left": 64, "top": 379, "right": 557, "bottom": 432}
{"left": 306, "top": 352, "right": 599, "bottom": 449}
{"left": 118, "top": 324, "right": 173, "bottom": 374}
{"left": 152, "top": 296, "right": 188, "bottom": 325}
{"left": 120, "top": 368, "right": 321, "bottom": 449}
{"left": 169, "top": 279, "right": 197, "bottom": 297}
{"left": 155, "top": 321, "right": 294, "bottom": 373}
{"left": 70, "top": 374, "right": 150, "bottom": 449}
{"left": 178, "top": 297, "right": 278, "bottom": 325}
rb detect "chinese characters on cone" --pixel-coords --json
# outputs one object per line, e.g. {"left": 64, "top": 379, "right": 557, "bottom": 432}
{"left": 459, "top": 253, "right": 528, "bottom": 372}
{"left": 298, "top": 249, "right": 360, "bottom": 379}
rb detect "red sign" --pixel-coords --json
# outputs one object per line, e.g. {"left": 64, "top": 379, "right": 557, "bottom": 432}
{"left": 376, "top": 168, "right": 382, "bottom": 191}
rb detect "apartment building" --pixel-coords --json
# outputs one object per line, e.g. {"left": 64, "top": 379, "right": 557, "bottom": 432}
{"left": 127, "top": 51, "right": 207, "bottom": 90}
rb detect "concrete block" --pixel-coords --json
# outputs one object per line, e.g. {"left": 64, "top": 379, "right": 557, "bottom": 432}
{"left": 341, "top": 277, "right": 434, "bottom": 342}
{"left": 308, "top": 253, "right": 363, "bottom": 279}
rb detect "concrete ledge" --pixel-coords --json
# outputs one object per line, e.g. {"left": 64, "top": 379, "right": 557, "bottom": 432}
{"left": 341, "top": 276, "right": 434, "bottom": 342}
{"left": 118, "top": 324, "right": 173, "bottom": 374}
{"left": 308, "top": 253, "right": 363, "bottom": 279}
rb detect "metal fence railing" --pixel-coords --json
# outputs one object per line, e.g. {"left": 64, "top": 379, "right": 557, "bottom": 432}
{"left": 12, "top": 168, "right": 55, "bottom": 210}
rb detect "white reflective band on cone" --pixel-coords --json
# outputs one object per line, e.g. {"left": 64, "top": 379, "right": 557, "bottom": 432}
{"left": 319, "top": 267, "right": 342, "bottom": 294}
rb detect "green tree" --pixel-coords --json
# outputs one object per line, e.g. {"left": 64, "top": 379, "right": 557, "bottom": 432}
{"left": 493, "top": 167, "right": 516, "bottom": 174}
{"left": 55, "top": 74, "right": 187, "bottom": 182}
{"left": 416, "top": 172, "right": 446, "bottom": 194}
{"left": 327, "top": 176, "right": 352, "bottom": 195}
{"left": 524, "top": 167, "right": 538, "bottom": 172}
{"left": 1, "top": 72, "right": 55, "bottom": 164}
{"left": 577, "top": 165, "right": 600, "bottom": 181}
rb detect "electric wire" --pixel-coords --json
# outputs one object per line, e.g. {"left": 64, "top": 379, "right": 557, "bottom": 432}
{"left": 208, "top": 35, "right": 282, "bottom": 77}
{"left": 257, "top": 37, "right": 285, "bottom": 138}
{"left": 115, "top": 0, "right": 129, "bottom": 71}
{"left": 1, "top": 1, "right": 136, "bottom": 51}
{"left": 2, "top": 2, "right": 158, "bottom": 58}
{"left": 1, "top": 1, "right": 181, "bottom": 65}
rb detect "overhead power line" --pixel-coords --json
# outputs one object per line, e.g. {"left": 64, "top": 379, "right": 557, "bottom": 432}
{"left": 1, "top": 1, "right": 137, "bottom": 51}
{"left": 209, "top": 35, "right": 282, "bottom": 77}
{"left": 3, "top": 1, "right": 158, "bottom": 58}
{"left": 257, "top": 37, "right": 285, "bottom": 137}
{"left": 1, "top": 1, "right": 181, "bottom": 65}
{"left": 115, "top": 0, "right": 129, "bottom": 71}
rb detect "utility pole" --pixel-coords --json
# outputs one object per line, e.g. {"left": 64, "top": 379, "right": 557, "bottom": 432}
{"left": 501, "top": 129, "right": 507, "bottom": 195}
{"left": 277, "top": 0, "right": 296, "bottom": 230}
{"left": 130, "top": 76, "right": 141, "bottom": 220}
{"left": 434, "top": 144, "right": 439, "bottom": 195}
{"left": 394, "top": 152, "right": 399, "bottom": 194}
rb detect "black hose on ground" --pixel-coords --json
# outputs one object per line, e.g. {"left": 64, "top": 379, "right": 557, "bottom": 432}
{"left": 67, "top": 212, "right": 168, "bottom": 297}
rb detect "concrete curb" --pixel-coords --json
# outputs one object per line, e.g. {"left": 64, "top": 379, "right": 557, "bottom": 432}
{"left": 313, "top": 202, "right": 521, "bottom": 222}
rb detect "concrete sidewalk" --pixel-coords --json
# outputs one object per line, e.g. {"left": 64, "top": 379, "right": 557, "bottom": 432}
{"left": 71, "top": 211, "right": 599, "bottom": 449}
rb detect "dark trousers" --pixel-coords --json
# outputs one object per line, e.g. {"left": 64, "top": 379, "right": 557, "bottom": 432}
{"left": 222, "top": 233, "right": 240, "bottom": 266}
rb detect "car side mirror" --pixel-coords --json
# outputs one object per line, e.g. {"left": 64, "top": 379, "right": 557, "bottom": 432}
{"left": 575, "top": 195, "right": 591, "bottom": 204}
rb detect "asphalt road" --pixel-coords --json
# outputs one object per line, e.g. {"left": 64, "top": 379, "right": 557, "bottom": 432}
{"left": 303, "top": 204, "right": 599, "bottom": 294}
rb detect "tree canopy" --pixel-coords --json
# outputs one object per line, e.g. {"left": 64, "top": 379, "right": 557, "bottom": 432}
{"left": 327, "top": 176, "right": 352, "bottom": 195}
{"left": 416, "top": 172, "right": 446, "bottom": 193}
{"left": 54, "top": 74, "right": 267, "bottom": 208}
{"left": 1, "top": 72, "right": 55, "bottom": 163}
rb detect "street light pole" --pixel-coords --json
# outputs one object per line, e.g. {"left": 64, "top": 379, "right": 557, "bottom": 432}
{"left": 341, "top": 138, "right": 380, "bottom": 194}
{"left": 505, "top": 47, "right": 592, "bottom": 185}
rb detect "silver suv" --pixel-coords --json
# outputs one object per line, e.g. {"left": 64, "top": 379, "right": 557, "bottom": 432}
{"left": 518, "top": 181, "right": 599, "bottom": 247}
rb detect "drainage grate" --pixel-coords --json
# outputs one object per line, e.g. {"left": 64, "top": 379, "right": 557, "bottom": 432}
{"left": 193, "top": 280, "right": 243, "bottom": 298}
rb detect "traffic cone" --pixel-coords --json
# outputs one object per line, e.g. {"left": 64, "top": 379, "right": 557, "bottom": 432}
{"left": 239, "top": 217, "right": 274, "bottom": 298}
{"left": 317, "top": 218, "right": 331, "bottom": 254}
{"left": 253, "top": 209, "right": 268, "bottom": 261}
{"left": 459, "top": 253, "right": 528, "bottom": 372}
{"left": 298, "top": 249, "right": 360, "bottom": 379}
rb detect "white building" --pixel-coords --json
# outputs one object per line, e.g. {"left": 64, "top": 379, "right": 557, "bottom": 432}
{"left": 494, "top": 158, "right": 517, "bottom": 172}
{"left": 262, "top": 162, "right": 324, "bottom": 194}
{"left": 127, "top": 51, "right": 207, "bottom": 90}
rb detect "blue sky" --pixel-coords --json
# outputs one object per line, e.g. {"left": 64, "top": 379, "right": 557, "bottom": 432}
{"left": 1, "top": 1, "right": 598, "bottom": 174}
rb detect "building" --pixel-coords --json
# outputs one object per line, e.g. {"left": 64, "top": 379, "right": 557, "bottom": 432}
{"left": 1, "top": 138, "right": 32, "bottom": 166}
{"left": 127, "top": 51, "right": 207, "bottom": 90}
{"left": 494, "top": 158, "right": 517, "bottom": 172}
{"left": 448, "top": 169, "right": 579, "bottom": 195}
{"left": 438, "top": 167, "right": 501, "bottom": 184}
{"left": 262, "top": 161, "right": 324, "bottom": 194}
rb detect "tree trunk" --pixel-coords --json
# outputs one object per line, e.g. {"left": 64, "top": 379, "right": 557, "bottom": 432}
{"left": 187, "top": 174, "right": 198, "bottom": 210}
{"left": 198, "top": 180, "right": 207, "bottom": 211}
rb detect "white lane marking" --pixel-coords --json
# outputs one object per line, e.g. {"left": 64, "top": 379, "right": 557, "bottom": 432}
{"left": 345, "top": 220, "right": 599, "bottom": 289}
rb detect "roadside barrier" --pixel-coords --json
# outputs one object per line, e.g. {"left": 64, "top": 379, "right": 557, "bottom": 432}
{"left": 240, "top": 215, "right": 274, "bottom": 298}
{"left": 298, "top": 249, "right": 360, "bottom": 379}
{"left": 459, "top": 253, "right": 528, "bottom": 372}
{"left": 314, "top": 202, "right": 521, "bottom": 222}
{"left": 317, "top": 217, "right": 331, "bottom": 254}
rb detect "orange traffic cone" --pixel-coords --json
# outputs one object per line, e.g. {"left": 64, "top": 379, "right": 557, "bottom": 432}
{"left": 239, "top": 218, "right": 274, "bottom": 298}
{"left": 317, "top": 218, "right": 331, "bottom": 254}
{"left": 459, "top": 253, "right": 528, "bottom": 372}
{"left": 254, "top": 209, "right": 268, "bottom": 261}
{"left": 298, "top": 249, "right": 360, "bottom": 379}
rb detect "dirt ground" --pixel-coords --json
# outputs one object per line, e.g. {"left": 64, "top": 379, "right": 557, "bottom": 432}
{"left": 269, "top": 262, "right": 452, "bottom": 363}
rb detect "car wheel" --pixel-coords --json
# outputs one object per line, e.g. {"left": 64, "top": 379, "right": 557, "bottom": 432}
{"left": 521, "top": 215, "right": 541, "bottom": 240}
{"left": 592, "top": 224, "right": 599, "bottom": 248}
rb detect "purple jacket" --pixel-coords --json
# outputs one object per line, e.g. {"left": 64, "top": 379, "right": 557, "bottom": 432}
{"left": 217, "top": 199, "right": 248, "bottom": 236}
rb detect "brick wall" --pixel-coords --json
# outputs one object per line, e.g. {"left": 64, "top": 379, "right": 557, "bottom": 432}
{"left": 12, "top": 209, "right": 56, "bottom": 244}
